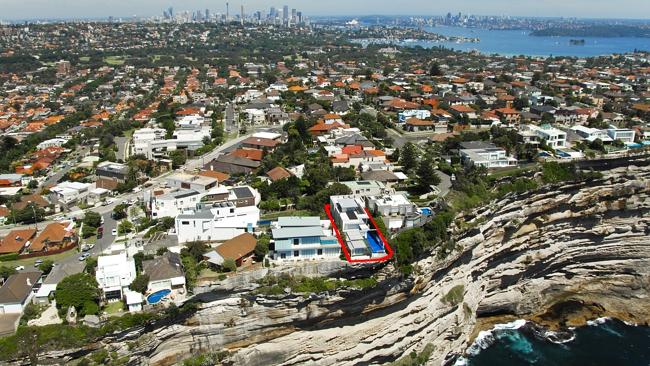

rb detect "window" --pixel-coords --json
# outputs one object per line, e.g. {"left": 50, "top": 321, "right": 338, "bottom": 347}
{"left": 317, "top": 249, "right": 323, "bottom": 255}
{"left": 181, "top": 221, "right": 190, "bottom": 225}
{"left": 230, "top": 208, "right": 235, "bottom": 213}
{"left": 280, "top": 253, "right": 286, "bottom": 259}
{"left": 293, "top": 251, "right": 299, "bottom": 257}
{"left": 293, "top": 238, "right": 300, "bottom": 246}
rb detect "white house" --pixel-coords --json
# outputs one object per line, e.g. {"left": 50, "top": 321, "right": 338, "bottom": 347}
{"left": 398, "top": 110, "right": 432, "bottom": 123}
{"left": 570, "top": 126, "right": 613, "bottom": 143}
{"left": 459, "top": 142, "right": 518, "bottom": 169}
{"left": 142, "top": 252, "right": 186, "bottom": 301}
{"left": 95, "top": 252, "right": 137, "bottom": 302}
{"left": 0, "top": 271, "right": 42, "bottom": 314}
{"left": 341, "top": 180, "right": 388, "bottom": 197}
{"left": 607, "top": 126, "right": 636, "bottom": 144}
{"left": 366, "top": 194, "right": 417, "bottom": 230}
{"left": 271, "top": 217, "right": 340, "bottom": 262}
{"left": 175, "top": 186, "right": 261, "bottom": 243}
{"left": 36, "top": 138, "right": 68, "bottom": 150}
{"left": 49, "top": 181, "right": 94, "bottom": 206}
{"left": 151, "top": 189, "right": 204, "bottom": 219}
{"left": 522, "top": 124, "right": 567, "bottom": 148}
{"left": 330, "top": 196, "right": 386, "bottom": 259}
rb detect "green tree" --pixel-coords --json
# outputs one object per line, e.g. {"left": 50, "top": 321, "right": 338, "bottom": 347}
{"left": 184, "top": 241, "right": 208, "bottom": 262}
{"left": 416, "top": 157, "right": 441, "bottom": 193}
{"left": 254, "top": 234, "right": 270, "bottom": 260}
{"left": 118, "top": 220, "right": 133, "bottom": 235}
{"left": 0, "top": 266, "right": 17, "bottom": 280}
{"left": 54, "top": 273, "right": 100, "bottom": 316}
{"left": 83, "top": 211, "right": 102, "bottom": 228}
{"left": 222, "top": 258, "right": 237, "bottom": 272}
{"left": 38, "top": 259, "right": 54, "bottom": 275}
{"left": 400, "top": 142, "right": 419, "bottom": 173}
{"left": 112, "top": 204, "right": 128, "bottom": 220}
{"left": 129, "top": 274, "right": 150, "bottom": 294}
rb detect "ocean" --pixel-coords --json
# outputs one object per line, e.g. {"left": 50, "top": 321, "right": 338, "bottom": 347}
{"left": 456, "top": 318, "right": 650, "bottom": 366}
{"left": 358, "top": 25, "right": 650, "bottom": 57}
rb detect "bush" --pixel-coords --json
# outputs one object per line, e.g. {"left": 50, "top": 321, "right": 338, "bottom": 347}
{"left": 83, "top": 301, "right": 100, "bottom": 315}
{"left": 441, "top": 285, "right": 465, "bottom": 306}
{"left": 222, "top": 259, "right": 237, "bottom": 273}
{"left": 129, "top": 274, "right": 150, "bottom": 294}
{"left": 0, "top": 253, "right": 19, "bottom": 262}
{"left": 55, "top": 273, "right": 100, "bottom": 316}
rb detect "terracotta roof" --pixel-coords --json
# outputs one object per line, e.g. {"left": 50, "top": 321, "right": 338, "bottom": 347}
{"left": 215, "top": 233, "right": 257, "bottom": 262}
{"left": 341, "top": 145, "right": 363, "bottom": 155}
{"left": 30, "top": 223, "right": 71, "bottom": 252}
{"left": 0, "top": 207, "right": 9, "bottom": 217}
{"left": 231, "top": 148, "right": 264, "bottom": 161}
{"left": 0, "top": 228, "right": 36, "bottom": 254}
{"left": 199, "top": 170, "right": 230, "bottom": 182}
{"left": 266, "top": 167, "right": 292, "bottom": 182}
{"left": 450, "top": 105, "right": 475, "bottom": 113}
{"left": 405, "top": 118, "right": 434, "bottom": 126}
{"left": 241, "top": 137, "right": 280, "bottom": 148}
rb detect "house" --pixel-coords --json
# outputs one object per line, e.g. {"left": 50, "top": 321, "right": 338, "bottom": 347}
{"left": 398, "top": 110, "right": 431, "bottom": 123}
{"left": 95, "top": 161, "right": 128, "bottom": 190}
{"left": 29, "top": 222, "right": 76, "bottom": 253}
{"left": 0, "top": 228, "right": 37, "bottom": 254}
{"left": 607, "top": 126, "right": 636, "bottom": 144}
{"left": 495, "top": 108, "right": 521, "bottom": 124}
{"left": 404, "top": 118, "right": 435, "bottom": 132}
{"left": 450, "top": 105, "right": 478, "bottom": 120}
{"left": 341, "top": 180, "right": 388, "bottom": 197}
{"left": 570, "top": 126, "right": 613, "bottom": 143}
{"left": 151, "top": 189, "right": 204, "bottom": 219}
{"left": 271, "top": 217, "right": 340, "bottom": 261}
{"left": 203, "top": 233, "right": 257, "bottom": 267}
{"left": 49, "top": 181, "right": 93, "bottom": 206}
{"left": 95, "top": 252, "right": 137, "bottom": 302}
{"left": 366, "top": 194, "right": 418, "bottom": 230}
{"left": 0, "top": 271, "right": 42, "bottom": 314}
{"left": 521, "top": 124, "right": 567, "bottom": 148}
{"left": 175, "top": 186, "right": 261, "bottom": 243}
{"left": 241, "top": 137, "right": 280, "bottom": 152}
{"left": 142, "top": 252, "right": 186, "bottom": 299}
{"left": 166, "top": 173, "right": 219, "bottom": 192}
{"left": 205, "top": 154, "right": 261, "bottom": 175}
{"left": 34, "top": 261, "right": 84, "bottom": 304}
{"left": 459, "top": 141, "right": 518, "bottom": 169}
{"left": 266, "top": 166, "right": 292, "bottom": 182}
{"left": 330, "top": 196, "right": 385, "bottom": 259}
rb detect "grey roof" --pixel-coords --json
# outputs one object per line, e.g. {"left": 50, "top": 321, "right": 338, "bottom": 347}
{"left": 460, "top": 141, "right": 498, "bottom": 150}
{"left": 277, "top": 216, "right": 321, "bottom": 227}
{"left": 43, "top": 262, "right": 84, "bottom": 285}
{"left": 177, "top": 208, "right": 214, "bottom": 220}
{"left": 143, "top": 252, "right": 184, "bottom": 282}
{"left": 272, "top": 226, "right": 325, "bottom": 239}
{"left": 361, "top": 170, "right": 400, "bottom": 182}
{"left": 215, "top": 154, "right": 261, "bottom": 168}
{"left": 232, "top": 186, "right": 254, "bottom": 199}
{"left": 0, "top": 271, "right": 42, "bottom": 304}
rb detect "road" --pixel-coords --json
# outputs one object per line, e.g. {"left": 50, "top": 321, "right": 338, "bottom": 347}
{"left": 387, "top": 128, "right": 431, "bottom": 148}
{"left": 115, "top": 136, "right": 130, "bottom": 161}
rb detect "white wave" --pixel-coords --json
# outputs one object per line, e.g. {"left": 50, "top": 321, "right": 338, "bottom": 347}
{"left": 587, "top": 317, "right": 611, "bottom": 326}
{"left": 544, "top": 330, "right": 576, "bottom": 344}
{"left": 453, "top": 356, "right": 469, "bottom": 366}
{"left": 464, "top": 319, "right": 528, "bottom": 357}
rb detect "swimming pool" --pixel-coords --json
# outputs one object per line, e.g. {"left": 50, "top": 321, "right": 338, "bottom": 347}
{"left": 366, "top": 231, "right": 385, "bottom": 253}
{"left": 147, "top": 289, "right": 171, "bottom": 304}
{"left": 420, "top": 208, "right": 432, "bottom": 215}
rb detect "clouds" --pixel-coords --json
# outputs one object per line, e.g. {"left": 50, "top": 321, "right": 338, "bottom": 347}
{"left": 2, "top": 0, "right": 650, "bottom": 20}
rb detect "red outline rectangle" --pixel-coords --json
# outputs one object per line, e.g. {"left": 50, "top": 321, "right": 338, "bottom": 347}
{"left": 324, "top": 203, "right": 394, "bottom": 263}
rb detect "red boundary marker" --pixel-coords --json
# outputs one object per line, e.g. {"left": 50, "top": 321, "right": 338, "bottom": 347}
{"left": 324, "top": 204, "right": 394, "bottom": 263}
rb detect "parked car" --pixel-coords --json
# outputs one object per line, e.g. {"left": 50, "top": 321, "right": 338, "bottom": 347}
{"left": 15, "top": 266, "right": 24, "bottom": 271}
{"left": 78, "top": 253, "right": 90, "bottom": 261}
{"left": 34, "top": 259, "right": 43, "bottom": 266}
{"left": 112, "top": 228, "right": 117, "bottom": 236}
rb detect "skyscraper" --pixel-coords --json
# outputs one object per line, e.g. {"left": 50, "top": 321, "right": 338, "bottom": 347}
{"left": 283, "top": 5, "right": 289, "bottom": 21}
{"left": 270, "top": 7, "right": 276, "bottom": 19}
{"left": 226, "top": 2, "right": 229, "bottom": 21}
{"left": 292, "top": 8, "right": 297, "bottom": 22}
{"left": 241, "top": 5, "right": 244, "bottom": 25}
{"left": 205, "top": 9, "right": 210, "bottom": 21}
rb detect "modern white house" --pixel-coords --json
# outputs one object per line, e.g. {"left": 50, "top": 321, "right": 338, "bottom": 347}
{"left": 175, "top": 186, "right": 261, "bottom": 243}
{"left": 36, "top": 138, "right": 69, "bottom": 150}
{"left": 330, "top": 196, "right": 385, "bottom": 259}
{"left": 570, "top": 126, "right": 613, "bottom": 143}
{"left": 522, "top": 124, "right": 567, "bottom": 148}
{"left": 49, "top": 181, "right": 94, "bottom": 206}
{"left": 166, "top": 173, "right": 219, "bottom": 192}
{"left": 95, "top": 252, "right": 137, "bottom": 302}
{"left": 151, "top": 189, "right": 203, "bottom": 219}
{"left": 607, "top": 126, "right": 636, "bottom": 144}
{"left": 459, "top": 142, "right": 518, "bottom": 169}
{"left": 366, "top": 194, "right": 418, "bottom": 230}
{"left": 398, "top": 109, "right": 432, "bottom": 123}
{"left": 341, "top": 180, "right": 388, "bottom": 197}
{"left": 271, "top": 217, "right": 340, "bottom": 262}
{"left": 132, "top": 127, "right": 210, "bottom": 159}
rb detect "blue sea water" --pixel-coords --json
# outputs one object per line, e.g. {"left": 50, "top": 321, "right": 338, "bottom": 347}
{"left": 460, "top": 318, "right": 650, "bottom": 366}
{"left": 381, "top": 26, "right": 650, "bottom": 57}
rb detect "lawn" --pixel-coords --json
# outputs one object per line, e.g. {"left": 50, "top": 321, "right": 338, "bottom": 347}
{"left": 104, "top": 301, "right": 124, "bottom": 315}
{"left": 0, "top": 249, "right": 79, "bottom": 269}
{"left": 79, "top": 56, "right": 90, "bottom": 62}
{"left": 104, "top": 56, "right": 125, "bottom": 65}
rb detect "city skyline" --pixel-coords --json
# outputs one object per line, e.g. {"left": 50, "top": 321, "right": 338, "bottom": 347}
{"left": 3, "top": 0, "right": 650, "bottom": 21}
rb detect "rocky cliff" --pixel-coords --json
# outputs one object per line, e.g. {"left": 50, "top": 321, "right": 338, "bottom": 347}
{"left": 35, "top": 160, "right": 650, "bottom": 366}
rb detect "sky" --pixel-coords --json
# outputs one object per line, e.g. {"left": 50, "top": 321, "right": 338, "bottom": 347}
{"left": 3, "top": 0, "right": 650, "bottom": 21}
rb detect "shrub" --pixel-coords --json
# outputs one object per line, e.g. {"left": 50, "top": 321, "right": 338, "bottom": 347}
{"left": 222, "top": 259, "right": 237, "bottom": 273}
{"left": 441, "top": 285, "right": 465, "bottom": 307}
{"left": 0, "top": 253, "right": 19, "bottom": 262}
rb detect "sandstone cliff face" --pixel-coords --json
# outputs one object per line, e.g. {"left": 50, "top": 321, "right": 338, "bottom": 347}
{"left": 33, "top": 161, "right": 650, "bottom": 366}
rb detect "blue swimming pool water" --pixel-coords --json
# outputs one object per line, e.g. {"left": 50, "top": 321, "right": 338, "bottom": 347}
{"left": 366, "top": 232, "right": 385, "bottom": 253}
{"left": 147, "top": 289, "right": 171, "bottom": 304}
{"left": 420, "top": 208, "right": 432, "bottom": 215}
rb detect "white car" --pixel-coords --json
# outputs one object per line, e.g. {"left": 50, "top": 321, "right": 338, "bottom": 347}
{"left": 112, "top": 228, "right": 117, "bottom": 236}
{"left": 15, "top": 266, "right": 24, "bottom": 271}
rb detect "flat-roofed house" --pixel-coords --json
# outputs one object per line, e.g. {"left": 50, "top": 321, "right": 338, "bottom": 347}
{"left": 271, "top": 217, "right": 340, "bottom": 261}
